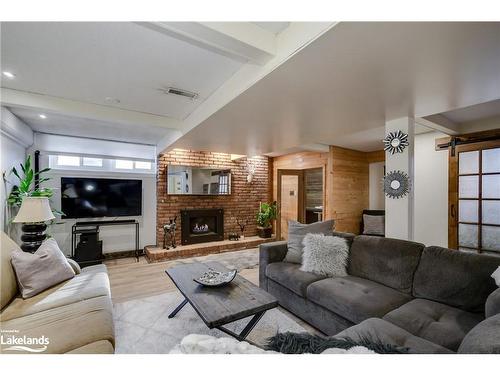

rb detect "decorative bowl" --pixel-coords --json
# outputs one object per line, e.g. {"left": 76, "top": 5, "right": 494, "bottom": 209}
{"left": 193, "top": 268, "right": 237, "bottom": 287}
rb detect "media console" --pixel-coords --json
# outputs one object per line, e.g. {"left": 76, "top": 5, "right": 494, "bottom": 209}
{"left": 71, "top": 219, "right": 140, "bottom": 266}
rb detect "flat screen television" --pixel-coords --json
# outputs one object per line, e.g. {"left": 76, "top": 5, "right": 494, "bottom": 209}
{"left": 61, "top": 177, "right": 142, "bottom": 219}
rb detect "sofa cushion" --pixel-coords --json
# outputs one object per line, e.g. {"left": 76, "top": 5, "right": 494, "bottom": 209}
{"left": 266, "top": 262, "right": 327, "bottom": 297}
{"left": 413, "top": 246, "right": 500, "bottom": 313}
{"left": 486, "top": 288, "right": 500, "bottom": 318}
{"left": 0, "top": 295, "right": 114, "bottom": 354}
{"left": 11, "top": 238, "right": 75, "bottom": 298}
{"left": 348, "top": 235, "right": 424, "bottom": 294}
{"left": 0, "top": 232, "right": 19, "bottom": 309}
{"left": 284, "top": 220, "right": 335, "bottom": 263}
{"left": 335, "top": 318, "right": 453, "bottom": 354}
{"left": 383, "top": 298, "right": 483, "bottom": 352}
{"left": 0, "top": 265, "right": 110, "bottom": 321}
{"left": 458, "top": 313, "right": 500, "bottom": 354}
{"left": 306, "top": 276, "right": 412, "bottom": 323}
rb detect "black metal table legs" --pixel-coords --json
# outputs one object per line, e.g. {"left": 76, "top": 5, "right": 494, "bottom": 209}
{"left": 216, "top": 311, "right": 266, "bottom": 341}
{"left": 168, "top": 298, "right": 188, "bottom": 318}
{"left": 167, "top": 299, "right": 266, "bottom": 341}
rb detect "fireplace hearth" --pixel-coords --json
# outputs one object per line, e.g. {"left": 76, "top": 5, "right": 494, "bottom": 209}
{"left": 181, "top": 208, "right": 224, "bottom": 245}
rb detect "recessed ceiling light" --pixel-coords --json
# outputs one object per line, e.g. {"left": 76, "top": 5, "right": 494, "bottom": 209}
{"left": 105, "top": 97, "right": 120, "bottom": 104}
{"left": 2, "top": 71, "right": 16, "bottom": 79}
{"left": 39, "top": 114, "right": 47, "bottom": 119}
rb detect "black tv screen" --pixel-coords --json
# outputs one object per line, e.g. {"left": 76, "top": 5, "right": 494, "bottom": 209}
{"left": 61, "top": 177, "right": 142, "bottom": 219}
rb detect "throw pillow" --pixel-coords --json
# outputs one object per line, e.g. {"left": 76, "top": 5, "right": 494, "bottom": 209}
{"left": 363, "top": 214, "right": 385, "bottom": 236}
{"left": 11, "top": 238, "right": 75, "bottom": 298}
{"left": 300, "top": 233, "right": 349, "bottom": 277}
{"left": 284, "top": 219, "right": 335, "bottom": 263}
{"left": 492, "top": 267, "right": 500, "bottom": 287}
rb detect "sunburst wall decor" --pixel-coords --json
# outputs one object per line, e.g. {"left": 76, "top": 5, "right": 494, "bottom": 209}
{"left": 384, "top": 130, "right": 409, "bottom": 154}
{"left": 383, "top": 170, "right": 411, "bottom": 199}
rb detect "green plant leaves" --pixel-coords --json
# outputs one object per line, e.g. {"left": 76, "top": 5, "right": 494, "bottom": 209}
{"left": 6, "top": 155, "right": 55, "bottom": 208}
{"left": 256, "top": 201, "right": 278, "bottom": 228}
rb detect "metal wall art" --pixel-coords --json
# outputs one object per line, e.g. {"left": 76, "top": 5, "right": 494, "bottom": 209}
{"left": 383, "top": 170, "right": 411, "bottom": 199}
{"left": 384, "top": 130, "right": 409, "bottom": 154}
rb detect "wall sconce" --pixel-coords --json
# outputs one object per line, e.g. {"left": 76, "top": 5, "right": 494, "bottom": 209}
{"left": 247, "top": 162, "right": 256, "bottom": 183}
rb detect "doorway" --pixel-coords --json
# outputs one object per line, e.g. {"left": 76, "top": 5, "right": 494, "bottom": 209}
{"left": 276, "top": 167, "right": 324, "bottom": 240}
{"left": 449, "top": 140, "right": 500, "bottom": 254}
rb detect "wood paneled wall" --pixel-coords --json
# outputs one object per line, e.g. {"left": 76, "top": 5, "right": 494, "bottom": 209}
{"left": 271, "top": 147, "right": 382, "bottom": 235}
{"left": 329, "top": 146, "right": 370, "bottom": 234}
{"left": 271, "top": 151, "right": 331, "bottom": 218}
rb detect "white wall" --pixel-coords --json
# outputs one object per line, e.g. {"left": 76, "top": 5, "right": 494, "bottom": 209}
{"left": 413, "top": 131, "right": 448, "bottom": 247}
{"left": 1, "top": 107, "right": 33, "bottom": 236}
{"left": 385, "top": 118, "right": 415, "bottom": 240}
{"left": 369, "top": 161, "right": 385, "bottom": 210}
{"left": 30, "top": 134, "right": 157, "bottom": 255}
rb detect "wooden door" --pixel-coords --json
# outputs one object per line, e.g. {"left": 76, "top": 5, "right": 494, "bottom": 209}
{"left": 449, "top": 140, "right": 500, "bottom": 254}
{"left": 277, "top": 170, "right": 304, "bottom": 240}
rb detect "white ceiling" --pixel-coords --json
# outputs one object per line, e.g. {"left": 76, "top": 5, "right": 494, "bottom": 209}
{"left": 1, "top": 22, "right": 243, "bottom": 120}
{"left": 252, "top": 22, "right": 290, "bottom": 34}
{"left": 172, "top": 22, "right": 500, "bottom": 154}
{"left": 3, "top": 22, "right": 499, "bottom": 155}
{"left": 440, "top": 99, "right": 500, "bottom": 124}
{"left": 1, "top": 21, "right": 321, "bottom": 147}
{"left": 7, "top": 106, "right": 169, "bottom": 145}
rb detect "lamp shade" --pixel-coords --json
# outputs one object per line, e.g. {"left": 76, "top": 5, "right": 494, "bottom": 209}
{"left": 13, "top": 197, "right": 56, "bottom": 223}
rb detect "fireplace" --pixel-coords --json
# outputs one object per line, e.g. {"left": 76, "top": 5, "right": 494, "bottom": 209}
{"left": 180, "top": 208, "right": 224, "bottom": 245}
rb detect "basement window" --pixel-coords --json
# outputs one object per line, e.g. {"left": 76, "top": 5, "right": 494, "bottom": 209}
{"left": 115, "top": 159, "right": 134, "bottom": 169}
{"left": 48, "top": 154, "right": 155, "bottom": 174}
{"left": 82, "top": 157, "right": 103, "bottom": 167}
{"left": 135, "top": 161, "right": 152, "bottom": 170}
{"left": 56, "top": 155, "right": 80, "bottom": 167}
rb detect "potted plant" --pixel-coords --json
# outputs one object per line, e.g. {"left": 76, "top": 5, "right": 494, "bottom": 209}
{"left": 256, "top": 201, "right": 277, "bottom": 238}
{"left": 4, "top": 155, "right": 61, "bottom": 230}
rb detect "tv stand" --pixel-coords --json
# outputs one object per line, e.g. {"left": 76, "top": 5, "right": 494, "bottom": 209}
{"left": 71, "top": 219, "right": 141, "bottom": 263}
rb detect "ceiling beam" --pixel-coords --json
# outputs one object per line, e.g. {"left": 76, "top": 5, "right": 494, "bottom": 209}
{"left": 136, "top": 22, "right": 276, "bottom": 65}
{"left": 157, "top": 22, "right": 336, "bottom": 154}
{"left": 416, "top": 114, "right": 460, "bottom": 135}
{"left": 1, "top": 88, "right": 184, "bottom": 131}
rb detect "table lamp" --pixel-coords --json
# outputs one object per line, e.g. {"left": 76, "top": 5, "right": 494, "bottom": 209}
{"left": 13, "top": 197, "right": 55, "bottom": 252}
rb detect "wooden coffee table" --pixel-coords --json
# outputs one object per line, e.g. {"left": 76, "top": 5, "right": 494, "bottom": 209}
{"left": 165, "top": 261, "right": 278, "bottom": 341}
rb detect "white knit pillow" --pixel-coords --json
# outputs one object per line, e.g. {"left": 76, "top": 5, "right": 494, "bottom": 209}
{"left": 300, "top": 233, "right": 349, "bottom": 277}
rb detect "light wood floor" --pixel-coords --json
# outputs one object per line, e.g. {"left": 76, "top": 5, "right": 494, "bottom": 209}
{"left": 104, "top": 250, "right": 259, "bottom": 304}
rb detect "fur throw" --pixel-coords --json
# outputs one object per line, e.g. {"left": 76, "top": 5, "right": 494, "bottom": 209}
{"left": 170, "top": 334, "right": 267, "bottom": 354}
{"left": 300, "top": 234, "right": 349, "bottom": 277}
{"left": 266, "top": 332, "right": 409, "bottom": 354}
{"left": 169, "top": 334, "right": 377, "bottom": 354}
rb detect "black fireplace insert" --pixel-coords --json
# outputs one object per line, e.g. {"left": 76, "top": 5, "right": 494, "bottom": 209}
{"left": 180, "top": 208, "right": 224, "bottom": 245}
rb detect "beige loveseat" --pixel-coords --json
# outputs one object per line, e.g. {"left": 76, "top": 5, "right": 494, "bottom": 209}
{"left": 0, "top": 232, "right": 115, "bottom": 354}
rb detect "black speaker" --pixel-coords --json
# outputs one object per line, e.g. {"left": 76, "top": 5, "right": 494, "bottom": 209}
{"left": 75, "top": 230, "right": 103, "bottom": 266}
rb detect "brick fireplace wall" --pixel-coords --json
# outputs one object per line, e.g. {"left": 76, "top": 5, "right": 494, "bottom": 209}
{"left": 156, "top": 150, "right": 271, "bottom": 247}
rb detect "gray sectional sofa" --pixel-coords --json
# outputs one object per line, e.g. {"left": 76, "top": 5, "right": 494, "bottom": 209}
{"left": 259, "top": 235, "right": 500, "bottom": 353}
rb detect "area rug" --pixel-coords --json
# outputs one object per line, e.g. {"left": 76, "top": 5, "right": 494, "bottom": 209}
{"left": 113, "top": 290, "right": 306, "bottom": 354}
